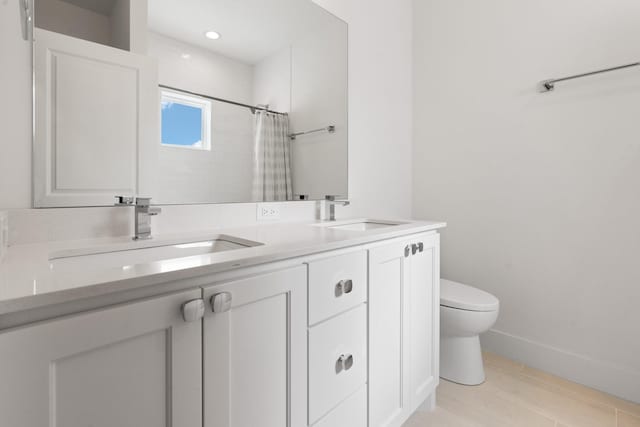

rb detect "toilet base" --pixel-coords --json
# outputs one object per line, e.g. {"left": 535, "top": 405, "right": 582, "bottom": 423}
{"left": 440, "top": 335, "right": 485, "bottom": 385}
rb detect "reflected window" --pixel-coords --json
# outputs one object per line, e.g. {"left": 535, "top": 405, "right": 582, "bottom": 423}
{"left": 161, "top": 90, "right": 211, "bottom": 150}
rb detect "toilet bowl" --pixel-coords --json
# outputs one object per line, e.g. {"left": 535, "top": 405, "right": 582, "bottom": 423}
{"left": 440, "top": 279, "right": 499, "bottom": 385}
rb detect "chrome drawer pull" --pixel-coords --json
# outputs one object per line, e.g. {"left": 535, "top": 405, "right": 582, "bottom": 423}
{"left": 335, "top": 279, "right": 353, "bottom": 297}
{"left": 418, "top": 242, "right": 424, "bottom": 253}
{"left": 336, "top": 354, "right": 354, "bottom": 373}
{"left": 404, "top": 245, "right": 411, "bottom": 257}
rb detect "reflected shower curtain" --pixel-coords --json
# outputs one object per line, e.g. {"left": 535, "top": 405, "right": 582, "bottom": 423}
{"left": 252, "top": 111, "right": 293, "bottom": 201}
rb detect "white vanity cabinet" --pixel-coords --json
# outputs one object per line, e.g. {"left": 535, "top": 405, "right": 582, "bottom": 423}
{"left": 306, "top": 250, "right": 368, "bottom": 426}
{"left": 0, "top": 228, "right": 442, "bottom": 427}
{"left": 0, "top": 289, "right": 203, "bottom": 427}
{"left": 202, "top": 266, "right": 308, "bottom": 427}
{"left": 368, "top": 233, "right": 440, "bottom": 427}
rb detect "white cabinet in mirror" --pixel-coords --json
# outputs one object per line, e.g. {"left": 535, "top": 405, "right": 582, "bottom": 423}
{"left": 30, "top": 0, "right": 348, "bottom": 207}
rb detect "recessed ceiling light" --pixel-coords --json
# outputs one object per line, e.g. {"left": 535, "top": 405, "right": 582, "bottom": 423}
{"left": 204, "top": 31, "right": 221, "bottom": 40}
{"left": 181, "top": 53, "right": 191, "bottom": 59}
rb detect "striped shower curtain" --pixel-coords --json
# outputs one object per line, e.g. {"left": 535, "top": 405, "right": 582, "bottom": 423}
{"left": 252, "top": 111, "right": 293, "bottom": 201}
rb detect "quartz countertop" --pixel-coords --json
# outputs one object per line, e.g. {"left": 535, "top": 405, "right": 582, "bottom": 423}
{"left": 0, "top": 218, "right": 445, "bottom": 316}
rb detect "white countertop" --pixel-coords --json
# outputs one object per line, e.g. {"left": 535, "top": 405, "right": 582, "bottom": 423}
{"left": 0, "top": 218, "right": 445, "bottom": 316}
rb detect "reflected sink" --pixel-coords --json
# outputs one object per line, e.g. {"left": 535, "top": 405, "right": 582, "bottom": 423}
{"left": 330, "top": 222, "right": 399, "bottom": 231}
{"left": 316, "top": 219, "right": 406, "bottom": 231}
{"left": 49, "top": 235, "right": 263, "bottom": 274}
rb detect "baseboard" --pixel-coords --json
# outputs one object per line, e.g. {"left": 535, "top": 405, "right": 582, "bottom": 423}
{"left": 481, "top": 329, "right": 640, "bottom": 404}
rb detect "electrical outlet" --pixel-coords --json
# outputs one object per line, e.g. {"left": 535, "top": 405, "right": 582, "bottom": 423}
{"left": 257, "top": 204, "right": 281, "bottom": 221}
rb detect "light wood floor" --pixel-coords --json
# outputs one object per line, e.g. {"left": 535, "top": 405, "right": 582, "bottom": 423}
{"left": 405, "top": 352, "right": 640, "bottom": 427}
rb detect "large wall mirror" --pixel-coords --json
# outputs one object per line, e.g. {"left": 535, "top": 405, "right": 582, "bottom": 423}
{"left": 31, "top": 0, "right": 348, "bottom": 207}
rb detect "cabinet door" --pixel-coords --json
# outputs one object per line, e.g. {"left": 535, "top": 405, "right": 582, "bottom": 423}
{"left": 33, "top": 28, "right": 158, "bottom": 207}
{"left": 409, "top": 233, "right": 440, "bottom": 412}
{"left": 368, "top": 239, "right": 412, "bottom": 427}
{"left": 203, "top": 266, "right": 307, "bottom": 427}
{"left": 0, "top": 289, "right": 203, "bottom": 427}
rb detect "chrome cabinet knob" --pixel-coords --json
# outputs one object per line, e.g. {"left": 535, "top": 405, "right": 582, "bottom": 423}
{"left": 411, "top": 242, "right": 425, "bottom": 255}
{"left": 404, "top": 245, "right": 411, "bottom": 258}
{"left": 335, "top": 279, "right": 353, "bottom": 297}
{"left": 336, "top": 354, "right": 354, "bottom": 373}
{"left": 210, "top": 292, "right": 233, "bottom": 313}
{"left": 181, "top": 299, "right": 205, "bottom": 322}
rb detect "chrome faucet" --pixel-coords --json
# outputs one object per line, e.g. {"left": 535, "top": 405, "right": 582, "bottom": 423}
{"left": 115, "top": 196, "right": 162, "bottom": 240}
{"left": 324, "top": 195, "right": 350, "bottom": 221}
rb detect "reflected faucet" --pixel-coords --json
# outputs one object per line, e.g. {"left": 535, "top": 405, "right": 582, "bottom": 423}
{"left": 324, "top": 195, "right": 350, "bottom": 221}
{"left": 115, "top": 196, "right": 162, "bottom": 240}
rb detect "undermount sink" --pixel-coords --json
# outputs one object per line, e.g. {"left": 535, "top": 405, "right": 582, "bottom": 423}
{"left": 316, "top": 219, "right": 406, "bottom": 231}
{"left": 49, "top": 235, "right": 263, "bottom": 274}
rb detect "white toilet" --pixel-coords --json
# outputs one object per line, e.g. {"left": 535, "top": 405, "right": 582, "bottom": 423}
{"left": 440, "top": 279, "right": 500, "bottom": 385}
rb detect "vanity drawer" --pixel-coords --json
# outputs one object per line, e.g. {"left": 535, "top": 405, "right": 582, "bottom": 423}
{"left": 307, "top": 250, "right": 367, "bottom": 325}
{"left": 308, "top": 304, "right": 367, "bottom": 424}
{"left": 313, "top": 386, "right": 367, "bottom": 427}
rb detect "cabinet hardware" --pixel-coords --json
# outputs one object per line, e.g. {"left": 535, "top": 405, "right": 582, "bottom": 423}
{"left": 411, "top": 244, "right": 419, "bottom": 255}
{"left": 336, "top": 354, "right": 354, "bottom": 373}
{"left": 181, "top": 299, "right": 205, "bottom": 322}
{"left": 335, "top": 279, "right": 353, "bottom": 297}
{"left": 210, "top": 292, "right": 233, "bottom": 313}
{"left": 418, "top": 242, "right": 424, "bottom": 253}
{"left": 404, "top": 245, "right": 411, "bottom": 258}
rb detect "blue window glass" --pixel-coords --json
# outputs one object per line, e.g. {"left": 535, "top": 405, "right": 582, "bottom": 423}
{"left": 161, "top": 95, "right": 210, "bottom": 149}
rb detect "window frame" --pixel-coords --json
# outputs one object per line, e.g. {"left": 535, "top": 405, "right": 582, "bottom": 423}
{"left": 160, "top": 89, "right": 212, "bottom": 151}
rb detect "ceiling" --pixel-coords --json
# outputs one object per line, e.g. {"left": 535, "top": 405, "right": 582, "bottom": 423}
{"left": 147, "top": 0, "right": 344, "bottom": 65}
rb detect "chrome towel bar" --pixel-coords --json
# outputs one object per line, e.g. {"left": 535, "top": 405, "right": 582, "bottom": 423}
{"left": 289, "top": 126, "right": 335, "bottom": 140}
{"left": 539, "top": 62, "right": 640, "bottom": 92}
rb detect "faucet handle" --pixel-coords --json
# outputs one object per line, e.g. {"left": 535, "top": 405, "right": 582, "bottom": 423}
{"left": 115, "top": 196, "right": 135, "bottom": 206}
{"left": 325, "top": 195, "right": 350, "bottom": 206}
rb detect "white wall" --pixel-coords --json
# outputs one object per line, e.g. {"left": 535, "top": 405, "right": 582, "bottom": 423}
{"left": 289, "top": 17, "right": 348, "bottom": 200}
{"left": 110, "top": 0, "right": 130, "bottom": 51}
{"left": 313, "top": 0, "right": 413, "bottom": 218}
{"left": 413, "top": 0, "right": 640, "bottom": 402}
{"left": 1, "top": 0, "right": 414, "bottom": 241}
{"left": 0, "top": 0, "right": 31, "bottom": 210}
{"left": 252, "top": 18, "right": 350, "bottom": 201}
{"left": 35, "top": 0, "right": 112, "bottom": 47}
{"left": 253, "top": 47, "right": 291, "bottom": 112}
{"left": 149, "top": 32, "right": 254, "bottom": 103}
{"left": 148, "top": 32, "right": 255, "bottom": 204}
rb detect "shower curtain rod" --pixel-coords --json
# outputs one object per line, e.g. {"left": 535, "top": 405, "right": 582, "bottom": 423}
{"left": 159, "top": 84, "right": 287, "bottom": 115}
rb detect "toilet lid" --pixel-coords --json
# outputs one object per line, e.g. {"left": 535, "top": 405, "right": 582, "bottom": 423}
{"left": 440, "top": 279, "right": 499, "bottom": 312}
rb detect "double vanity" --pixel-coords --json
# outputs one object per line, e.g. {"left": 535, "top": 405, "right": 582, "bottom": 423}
{"left": 0, "top": 218, "right": 444, "bottom": 427}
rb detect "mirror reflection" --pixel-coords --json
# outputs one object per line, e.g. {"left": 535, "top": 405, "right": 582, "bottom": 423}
{"left": 32, "top": 0, "right": 348, "bottom": 207}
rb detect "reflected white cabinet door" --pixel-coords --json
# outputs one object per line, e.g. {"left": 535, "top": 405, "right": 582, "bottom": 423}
{"left": 369, "top": 239, "right": 412, "bottom": 427}
{"left": 408, "top": 233, "right": 440, "bottom": 413}
{"left": 33, "top": 28, "right": 158, "bottom": 207}
{"left": 0, "top": 289, "right": 203, "bottom": 427}
{"left": 203, "top": 266, "right": 307, "bottom": 427}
